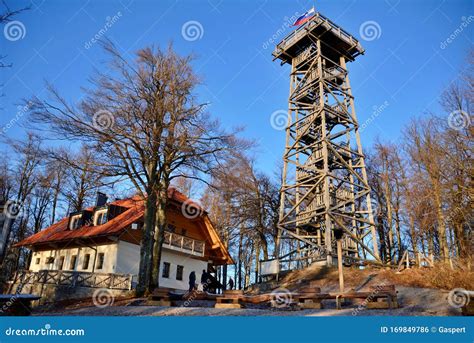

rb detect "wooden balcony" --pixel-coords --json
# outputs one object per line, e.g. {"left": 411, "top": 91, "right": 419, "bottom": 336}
{"left": 163, "top": 231, "right": 205, "bottom": 257}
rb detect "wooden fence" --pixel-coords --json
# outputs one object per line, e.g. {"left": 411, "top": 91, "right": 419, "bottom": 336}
{"left": 11, "top": 270, "right": 133, "bottom": 290}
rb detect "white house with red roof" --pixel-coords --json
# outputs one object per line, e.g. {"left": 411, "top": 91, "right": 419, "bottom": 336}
{"left": 14, "top": 189, "right": 232, "bottom": 292}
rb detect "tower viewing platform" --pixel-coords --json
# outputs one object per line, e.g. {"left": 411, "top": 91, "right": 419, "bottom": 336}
{"left": 272, "top": 12, "right": 364, "bottom": 65}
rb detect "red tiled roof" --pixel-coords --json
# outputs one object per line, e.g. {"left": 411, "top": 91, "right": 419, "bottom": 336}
{"left": 15, "top": 188, "right": 203, "bottom": 247}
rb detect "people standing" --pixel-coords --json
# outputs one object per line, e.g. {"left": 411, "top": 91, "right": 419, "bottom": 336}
{"left": 189, "top": 271, "right": 196, "bottom": 292}
{"left": 228, "top": 277, "right": 234, "bottom": 290}
{"left": 201, "top": 269, "right": 208, "bottom": 291}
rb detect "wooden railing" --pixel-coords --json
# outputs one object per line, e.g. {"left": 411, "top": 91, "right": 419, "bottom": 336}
{"left": 274, "top": 12, "right": 361, "bottom": 55}
{"left": 163, "top": 231, "right": 205, "bottom": 257}
{"left": 11, "top": 270, "right": 133, "bottom": 290}
{"left": 397, "top": 250, "right": 434, "bottom": 272}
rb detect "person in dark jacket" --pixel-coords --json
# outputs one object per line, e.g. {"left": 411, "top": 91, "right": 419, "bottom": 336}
{"left": 201, "top": 269, "right": 209, "bottom": 291}
{"left": 201, "top": 269, "right": 208, "bottom": 283}
{"left": 228, "top": 277, "right": 234, "bottom": 290}
{"left": 189, "top": 271, "right": 196, "bottom": 292}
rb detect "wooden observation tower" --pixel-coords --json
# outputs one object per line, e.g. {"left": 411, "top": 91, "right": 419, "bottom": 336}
{"left": 273, "top": 12, "right": 381, "bottom": 267}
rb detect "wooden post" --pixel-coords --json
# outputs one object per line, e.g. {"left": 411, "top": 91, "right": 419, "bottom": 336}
{"left": 337, "top": 238, "right": 344, "bottom": 293}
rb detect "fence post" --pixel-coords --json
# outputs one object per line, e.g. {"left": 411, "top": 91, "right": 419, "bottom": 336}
{"left": 71, "top": 272, "right": 77, "bottom": 287}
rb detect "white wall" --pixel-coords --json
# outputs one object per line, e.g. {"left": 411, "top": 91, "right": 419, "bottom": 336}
{"left": 29, "top": 240, "right": 208, "bottom": 291}
{"left": 29, "top": 243, "right": 118, "bottom": 274}
{"left": 158, "top": 250, "right": 207, "bottom": 290}
{"left": 115, "top": 240, "right": 140, "bottom": 276}
{"left": 115, "top": 241, "right": 208, "bottom": 290}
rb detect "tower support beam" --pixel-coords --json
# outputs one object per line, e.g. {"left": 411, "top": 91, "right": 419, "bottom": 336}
{"left": 273, "top": 11, "right": 381, "bottom": 268}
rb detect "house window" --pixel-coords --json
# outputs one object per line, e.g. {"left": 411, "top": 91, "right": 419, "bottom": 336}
{"left": 45, "top": 256, "right": 54, "bottom": 264}
{"left": 96, "top": 253, "right": 105, "bottom": 270}
{"left": 70, "top": 255, "right": 77, "bottom": 270}
{"left": 58, "top": 256, "right": 65, "bottom": 270}
{"left": 94, "top": 210, "right": 108, "bottom": 226}
{"left": 176, "top": 265, "right": 184, "bottom": 281}
{"left": 35, "top": 258, "right": 40, "bottom": 265}
{"left": 162, "top": 262, "right": 170, "bottom": 278}
{"left": 70, "top": 215, "right": 82, "bottom": 230}
{"left": 82, "top": 254, "right": 90, "bottom": 270}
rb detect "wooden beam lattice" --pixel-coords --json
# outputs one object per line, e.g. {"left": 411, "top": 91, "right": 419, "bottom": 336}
{"left": 273, "top": 13, "right": 381, "bottom": 267}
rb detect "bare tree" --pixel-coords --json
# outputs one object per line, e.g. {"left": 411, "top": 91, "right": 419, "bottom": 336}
{"left": 55, "top": 146, "right": 104, "bottom": 212}
{"left": 27, "top": 42, "right": 246, "bottom": 294}
{"left": 202, "top": 153, "right": 279, "bottom": 287}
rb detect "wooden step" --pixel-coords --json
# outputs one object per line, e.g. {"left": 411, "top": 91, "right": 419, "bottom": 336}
{"left": 369, "top": 285, "right": 396, "bottom": 292}
{"left": 300, "top": 286, "right": 321, "bottom": 294}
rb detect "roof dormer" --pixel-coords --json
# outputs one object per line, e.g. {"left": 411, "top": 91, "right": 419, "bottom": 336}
{"left": 94, "top": 208, "right": 108, "bottom": 226}
{"left": 69, "top": 213, "right": 82, "bottom": 230}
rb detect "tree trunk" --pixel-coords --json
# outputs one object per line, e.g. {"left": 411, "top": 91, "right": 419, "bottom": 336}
{"left": 222, "top": 264, "right": 227, "bottom": 291}
{"left": 150, "top": 188, "right": 167, "bottom": 291}
{"left": 428, "top": 231, "right": 434, "bottom": 258}
{"left": 238, "top": 227, "right": 243, "bottom": 290}
{"left": 394, "top": 211, "right": 403, "bottom": 260}
{"left": 50, "top": 173, "right": 61, "bottom": 225}
{"left": 384, "top": 181, "right": 394, "bottom": 263}
{"left": 254, "top": 241, "right": 260, "bottom": 284}
{"left": 258, "top": 230, "right": 269, "bottom": 261}
{"left": 434, "top": 189, "right": 449, "bottom": 261}
{"left": 409, "top": 216, "right": 418, "bottom": 255}
{"left": 136, "top": 192, "right": 156, "bottom": 296}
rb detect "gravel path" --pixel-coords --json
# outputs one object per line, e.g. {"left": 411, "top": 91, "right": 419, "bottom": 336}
{"left": 33, "top": 287, "right": 462, "bottom": 317}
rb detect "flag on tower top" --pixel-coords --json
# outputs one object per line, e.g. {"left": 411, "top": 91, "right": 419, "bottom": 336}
{"left": 292, "top": 7, "right": 316, "bottom": 26}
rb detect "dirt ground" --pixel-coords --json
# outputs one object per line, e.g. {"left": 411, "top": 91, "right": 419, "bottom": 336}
{"left": 32, "top": 264, "right": 469, "bottom": 316}
{"left": 33, "top": 286, "right": 461, "bottom": 316}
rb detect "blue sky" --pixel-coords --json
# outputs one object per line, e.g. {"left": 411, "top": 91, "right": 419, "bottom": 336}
{"left": 1, "top": 0, "right": 473, "bottom": 176}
